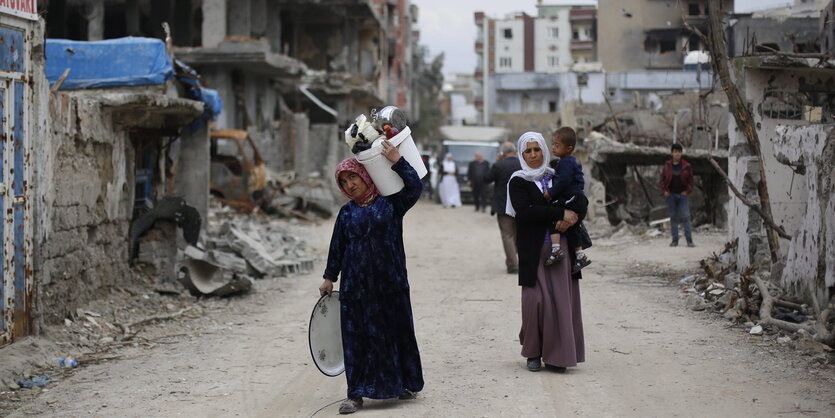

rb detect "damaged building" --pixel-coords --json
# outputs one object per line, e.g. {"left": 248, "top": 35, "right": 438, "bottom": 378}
{"left": 726, "top": 55, "right": 835, "bottom": 308}
{"left": 39, "top": 37, "right": 215, "bottom": 326}
{"left": 0, "top": 0, "right": 425, "bottom": 346}
{"left": 43, "top": 0, "right": 421, "bottom": 180}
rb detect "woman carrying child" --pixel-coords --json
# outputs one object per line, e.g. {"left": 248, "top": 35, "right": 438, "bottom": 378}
{"left": 507, "top": 132, "right": 585, "bottom": 372}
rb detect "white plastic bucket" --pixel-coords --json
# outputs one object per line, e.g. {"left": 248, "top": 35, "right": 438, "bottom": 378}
{"left": 355, "top": 126, "right": 428, "bottom": 196}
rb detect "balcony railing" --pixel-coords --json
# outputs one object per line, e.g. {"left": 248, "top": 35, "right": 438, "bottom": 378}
{"left": 571, "top": 40, "right": 594, "bottom": 50}
{"left": 569, "top": 9, "right": 595, "bottom": 21}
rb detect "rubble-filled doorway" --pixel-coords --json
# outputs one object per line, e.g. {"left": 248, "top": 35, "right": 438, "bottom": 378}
{"left": 0, "top": 13, "right": 35, "bottom": 346}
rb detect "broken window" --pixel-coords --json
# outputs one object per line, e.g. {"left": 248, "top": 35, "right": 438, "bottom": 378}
{"left": 572, "top": 30, "right": 579, "bottom": 40}
{"left": 659, "top": 38, "right": 677, "bottom": 53}
{"left": 761, "top": 87, "right": 805, "bottom": 120}
{"left": 645, "top": 32, "right": 678, "bottom": 54}
{"left": 504, "top": 28, "right": 513, "bottom": 39}
{"left": 549, "top": 101, "right": 557, "bottom": 112}
{"left": 688, "top": 34, "right": 700, "bottom": 51}
{"left": 688, "top": 3, "right": 701, "bottom": 16}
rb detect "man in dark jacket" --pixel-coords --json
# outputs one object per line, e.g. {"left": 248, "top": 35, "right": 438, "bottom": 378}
{"left": 484, "top": 142, "right": 523, "bottom": 274}
{"left": 660, "top": 143, "right": 695, "bottom": 247}
{"left": 467, "top": 152, "right": 491, "bottom": 212}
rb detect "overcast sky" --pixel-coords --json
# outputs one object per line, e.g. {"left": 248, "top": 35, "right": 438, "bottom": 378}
{"left": 411, "top": 0, "right": 795, "bottom": 76}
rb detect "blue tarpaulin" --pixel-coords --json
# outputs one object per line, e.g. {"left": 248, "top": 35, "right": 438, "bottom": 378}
{"left": 45, "top": 37, "right": 174, "bottom": 90}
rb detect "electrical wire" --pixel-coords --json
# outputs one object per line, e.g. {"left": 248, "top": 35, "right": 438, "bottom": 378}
{"left": 306, "top": 398, "right": 344, "bottom": 418}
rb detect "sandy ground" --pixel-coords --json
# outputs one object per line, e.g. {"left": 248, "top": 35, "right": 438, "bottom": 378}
{"left": 3, "top": 200, "right": 834, "bottom": 417}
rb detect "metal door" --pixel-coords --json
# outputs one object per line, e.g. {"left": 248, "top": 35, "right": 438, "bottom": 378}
{"left": 0, "top": 16, "right": 33, "bottom": 346}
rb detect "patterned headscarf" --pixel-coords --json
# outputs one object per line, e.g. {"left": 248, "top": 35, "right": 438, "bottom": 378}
{"left": 505, "top": 132, "right": 555, "bottom": 217}
{"left": 335, "top": 157, "right": 380, "bottom": 205}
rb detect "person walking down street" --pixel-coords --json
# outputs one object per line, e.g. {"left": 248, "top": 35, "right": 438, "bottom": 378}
{"left": 467, "top": 152, "right": 491, "bottom": 212}
{"left": 319, "top": 140, "right": 425, "bottom": 414}
{"left": 660, "top": 143, "right": 695, "bottom": 247}
{"left": 484, "top": 142, "right": 522, "bottom": 274}
{"left": 438, "top": 153, "right": 462, "bottom": 208}
{"left": 507, "top": 132, "right": 584, "bottom": 372}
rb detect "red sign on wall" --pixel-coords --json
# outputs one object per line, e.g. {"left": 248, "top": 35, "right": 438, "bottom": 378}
{"left": 0, "top": 0, "right": 38, "bottom": 21}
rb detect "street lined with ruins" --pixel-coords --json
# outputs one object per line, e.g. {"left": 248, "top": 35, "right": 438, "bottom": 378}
{"left": 3, "top": 201, "right": 833, "bottom": 417}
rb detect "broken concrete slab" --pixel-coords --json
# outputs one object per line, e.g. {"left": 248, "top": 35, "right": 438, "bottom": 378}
{"left": 177, "top": 256, "right": 252, "bottom": 297}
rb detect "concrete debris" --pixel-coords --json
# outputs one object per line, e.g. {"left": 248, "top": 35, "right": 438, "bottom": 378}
{"left": 678, "top": 239, "right": 835, "bottom": 353}
{"left": 686, "top": 294, "right": 709, "bottom": 311}
{"left": 176, "top": 204, "right": 315, "bottom": 296}
{"left": 178, "top": 254, "right": 252, "bottom": 297}
{"left": 255, "top": 174, "right": 336, "bottom": 220}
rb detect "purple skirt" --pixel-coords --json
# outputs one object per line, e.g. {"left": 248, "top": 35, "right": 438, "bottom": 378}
{"left": 519, "top": 237, "right": 585, "bottom": 367}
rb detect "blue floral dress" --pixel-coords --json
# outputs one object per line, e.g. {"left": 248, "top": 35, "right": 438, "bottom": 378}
{"left": 324, "top": 158, "right": 424, "bottom": 399}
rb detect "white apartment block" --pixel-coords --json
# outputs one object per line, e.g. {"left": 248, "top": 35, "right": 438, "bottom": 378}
{"left": 494, "top": 16, "right": 527, "bottom": 73}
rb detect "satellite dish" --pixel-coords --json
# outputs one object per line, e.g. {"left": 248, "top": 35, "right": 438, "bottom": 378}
{"left": 308, "top": 292, "right": 344, "bottom": 377}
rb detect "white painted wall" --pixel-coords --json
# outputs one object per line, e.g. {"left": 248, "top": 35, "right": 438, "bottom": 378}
{"left": 533, "top": 9, "right": 573, "bottom": 73}
{"left": 494, "top": 18, "right": 525, "bottom": 73}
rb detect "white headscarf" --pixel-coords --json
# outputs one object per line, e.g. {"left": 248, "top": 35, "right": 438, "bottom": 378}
{"left": 505, "top": 132, "right": 554, "bottom": 217}
{"left": 442, "top": 153, "right": 456, "bottom": 173}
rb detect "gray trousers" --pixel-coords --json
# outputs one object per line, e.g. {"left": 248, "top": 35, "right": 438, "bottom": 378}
{"left": 497, "top": 214, "right": 518, "bottom": 270}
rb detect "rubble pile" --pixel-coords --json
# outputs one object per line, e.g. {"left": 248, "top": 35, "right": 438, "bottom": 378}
{"left": 177, "top": 206, "right": 315, "bottom": 296}
{"left": 681, "top": 239, "right": 835, "bottom": 355}
{"left": 244, "top": 173, "right": 336, "bottom": 221}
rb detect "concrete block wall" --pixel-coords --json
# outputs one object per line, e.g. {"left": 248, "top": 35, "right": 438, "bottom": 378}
{"left": 36, "top": 93, "right": 134, "bottom": 324}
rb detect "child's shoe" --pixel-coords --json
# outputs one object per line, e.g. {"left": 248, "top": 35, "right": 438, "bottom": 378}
{"left": 572, "top": 254, "right": 592, "bottom": 274}
{"left": 544, "top": 248, "right": 564, "bottom": 266}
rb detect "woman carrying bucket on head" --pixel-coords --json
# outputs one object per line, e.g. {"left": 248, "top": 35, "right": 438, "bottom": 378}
{"left": 319, "top": 139, "right": 425, "bottom": 414}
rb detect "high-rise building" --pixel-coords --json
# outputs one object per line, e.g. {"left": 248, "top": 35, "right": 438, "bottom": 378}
{"left": 474, "top": 1, "right": 598, "bottom": 124}
{"left": 597, "top": 0, "right": 735, "bottom": 71}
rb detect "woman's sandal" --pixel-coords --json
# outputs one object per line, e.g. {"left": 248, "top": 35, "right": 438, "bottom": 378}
{"left": 398, "top": 389, "right": 417, "bottom": 400}
{"left": 339, "top": 398, "right": 363, "bottom": 414}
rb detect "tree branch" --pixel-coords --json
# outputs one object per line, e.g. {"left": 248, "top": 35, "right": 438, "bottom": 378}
{"left": 753, "top": 276, "right": 814, "bottom": 333}
{"left": 603, "top": 93, "right": 626, "bottom": 142}
{"left": 706, "top": 154, "right": 791, "bottom": 239}
{"left": 705, "top": 0, "right": 782, "bottom": 261}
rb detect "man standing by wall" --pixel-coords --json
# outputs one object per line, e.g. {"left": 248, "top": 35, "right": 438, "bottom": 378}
{"left": 660, "top": 143, "right": 695, "bottom": 247}
{"left": 484, "top": 142, "right": 522, "bottom": 273}
{"left": 467, "top": 151, "right": 491, "bottom": 212}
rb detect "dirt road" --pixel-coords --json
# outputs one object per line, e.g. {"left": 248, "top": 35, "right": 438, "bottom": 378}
{"left": 6, "top": 201, "right": 835, "bottom": 417}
